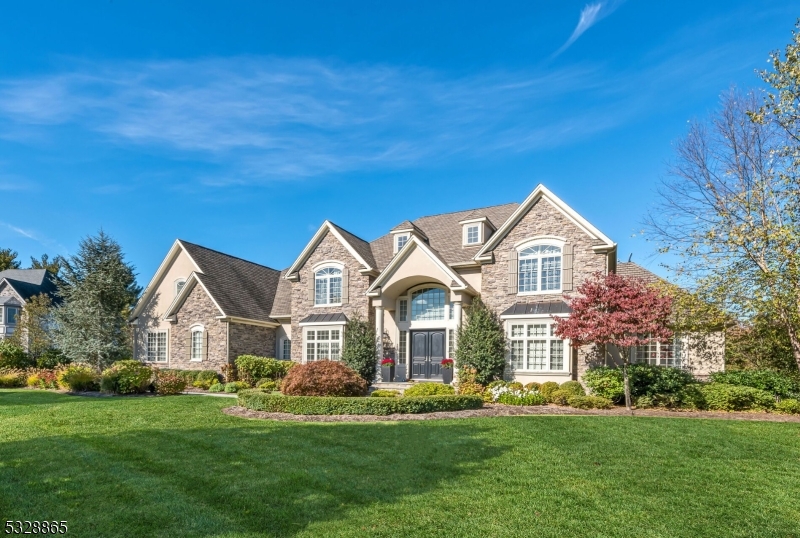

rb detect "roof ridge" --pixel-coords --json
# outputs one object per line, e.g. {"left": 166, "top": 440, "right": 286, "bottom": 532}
{"left": 327, "top": 222, "right": 370, "bottom": 245}
{"left": 178, "top": 239, "right": 280, "bottom": 273}
{"left": 410, "top": 201, "right": 519, "bottom": 222}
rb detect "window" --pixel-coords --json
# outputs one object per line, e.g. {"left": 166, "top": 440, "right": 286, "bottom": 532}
{"left": 175, "top": 278, "right": 186, "bottom": 296}
{"left": 507, "top": 320, "right": 567, "bottom": 371}
{"left": 633, "top": 338, "right": 683, "bottom": 368}
{"left": 398, "top": 331, "right": 407, "bottom": 365}
{"left": 315, "top": 267, "right": 343, "bottom": 305}
{"left": 147, "top": 331, "right": 167, "bottom": 363}
{"left": 0, "top": 308, "right": 3, "bottom": 324}
{"left": 190, "top": 328, "right": 203, "bottom": 361}
{"left": 395, "top": 234, "right": 409, "bottom": 253}
{"left": 305, "top": 328, "right": 342, "bottom": 361}
{"left": 518, "top": 245, "right": 562, "bottom": 293}
{"left": 398, "top": 299, "right": 408, "bottom": 322}
{"left": 281, "top": 339, "right": 291, "bottom": 360}
{"left": 466, "top": 225, "right": 480, "bottom": 244}
{"left": 6, "top": 307, "right": 19, "bottom": 325}
{"left": 411, "top": 288, "right": 446, "bottom": 321}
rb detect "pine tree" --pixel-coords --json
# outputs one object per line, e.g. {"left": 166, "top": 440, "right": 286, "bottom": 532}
{"left": 455, "top": 297, "right": 507, "bottom": 385}
{"left": 30, "top": 254, "right": 61, "bottom": 276}
{"left": 0, "top": 248, "right": 20, "bottom": 271}
{"left": 341, "top": 313, "right": 377, "bottom": 384}
{"left": 53, "top": 231, "right": 141, "bottom": 370}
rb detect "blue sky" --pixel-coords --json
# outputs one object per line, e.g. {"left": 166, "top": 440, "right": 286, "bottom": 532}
{"left": 0, "top": 1, "right": 797, "bottom": 283}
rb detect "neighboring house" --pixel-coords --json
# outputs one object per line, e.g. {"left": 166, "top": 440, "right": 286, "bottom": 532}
{"left": 0, "top": 269, "right": 58, "bottom": 343}
{"left": 130, "top": 184, "right": 725, "bottom": 382}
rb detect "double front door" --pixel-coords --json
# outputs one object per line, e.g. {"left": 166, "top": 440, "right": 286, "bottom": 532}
{"left": 411, "top": 330, "right": 445, "bottom": 379}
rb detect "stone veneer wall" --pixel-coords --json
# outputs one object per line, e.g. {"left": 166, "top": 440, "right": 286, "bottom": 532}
{"left": 480, "top": 197, "right": 611, "bottom": 380}
{"left": 290, "top": 230, "right": 373, "bottom": 362}
{"left": 228, "top": 322, "right": 276, "bottom": 362}
{"left": 169, "top": 284, "right": 229, "bottom": 371}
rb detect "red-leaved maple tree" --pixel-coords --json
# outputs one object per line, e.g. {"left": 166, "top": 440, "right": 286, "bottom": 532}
{"left": 553, "top": 271, "right": 673, "bottom": 411}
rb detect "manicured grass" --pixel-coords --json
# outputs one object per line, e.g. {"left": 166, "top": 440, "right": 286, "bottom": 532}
{"left": 1, "top": 390, "right": 799, "bottom": 537}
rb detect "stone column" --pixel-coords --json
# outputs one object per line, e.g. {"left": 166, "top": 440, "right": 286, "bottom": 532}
{"left": 375, "top": 305, "right": 384, "bottom": 360}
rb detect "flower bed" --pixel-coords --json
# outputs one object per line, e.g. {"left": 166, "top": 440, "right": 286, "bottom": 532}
{"left": 238, "top": 390, "right": 483, "bottom": 415}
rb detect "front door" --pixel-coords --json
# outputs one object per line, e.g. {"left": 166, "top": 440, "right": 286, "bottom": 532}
{"left": 411, "top": 330, "right": 446, "bottom": 380}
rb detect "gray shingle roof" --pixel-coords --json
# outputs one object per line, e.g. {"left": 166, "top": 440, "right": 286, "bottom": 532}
{"left": 370, "top": 202, "right": 519, "bottom": 270}
{"left": 269, "top": 269, "right": 292, "bottom": 318}
{"left": 616, "top": 262, "right": 662, "bottom": 284}
{"left": 0, "top": 269, "right": 58, "bottom": 302}
{"left": 329, "top": 222, "right": 377, "bottom": 270}
{"left": 500, "top": 301, "right": 572, "bottom": 316}
{"left": 180, "top": 240, "right": 281, "bottom": 323}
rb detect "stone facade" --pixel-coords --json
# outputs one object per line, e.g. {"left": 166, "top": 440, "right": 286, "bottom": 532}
{"left": 169, "top": 284, "right": 229, "bottom": 371}
{"left": 228, "top": 321, "right": 276, "bottom": 362}
{"left": 290, "top": 230, "right": 373, "bottom": 362}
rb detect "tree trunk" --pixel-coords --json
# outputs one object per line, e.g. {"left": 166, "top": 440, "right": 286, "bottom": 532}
{"left": 622, "top": 359, "right": 632, "bottom": 414}
{"left": 776, "top": 308, "right": 800, "bottom": 373}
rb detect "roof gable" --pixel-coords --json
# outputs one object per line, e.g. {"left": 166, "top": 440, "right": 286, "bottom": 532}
{"left": 474, "top": 184, "right": 615, "bottom": 260}
{"left": 0, "top": 269, "right": 57, "bottom": 303}
{"left": 286, "top": 221, "right": 375, "bottom": 278}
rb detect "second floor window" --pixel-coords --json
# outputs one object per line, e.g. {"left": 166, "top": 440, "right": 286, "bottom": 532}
{"left": 315, "top": 267, "right": 342, "bottom": 305}
{"left": 395, "top": 234, "right": 409, "bottom": 252}
{"left": 466, "top": 225, "right": 480, "bottom": 244}
{"left": 6, "top": 307, "right": 19, "bottom": 325}
{"left": 518, "top": 245, "right": 562, "bottom": 293}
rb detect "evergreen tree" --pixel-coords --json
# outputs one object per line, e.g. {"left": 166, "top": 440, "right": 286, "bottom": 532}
{"left": 455, "top": 297, "right": 507, "bottom": 385}
{"left": 53, "top": 231, "right": 141, "bottom": 370}
{"left": 341, "top": 313, "right": 377, "bottom": 384}
{"left": 0, "top": 248, "right": 20, "bottom": 271}
{"left": 30, "top": 254, "right": 62, "bottom": 276}
{"left": 8, "top": 293, "right": 55, "bottom": 360}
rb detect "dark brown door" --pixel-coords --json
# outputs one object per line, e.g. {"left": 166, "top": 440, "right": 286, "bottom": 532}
{"left": 411, "top": 330, "right": 445, "bottom": 379}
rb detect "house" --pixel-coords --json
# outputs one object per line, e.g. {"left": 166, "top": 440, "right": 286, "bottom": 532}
{"left": 0, "top": 269, "right": 58, "bottom": 341}
{"left": 130, "top": 184, "right": 725, "bottom": 382}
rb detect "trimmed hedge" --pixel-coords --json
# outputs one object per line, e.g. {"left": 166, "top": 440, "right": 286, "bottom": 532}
{"left": 709, "top": 370, "right": 800, "bottom": 399}
{"left": 238, "top": 390, "right": 483, "bottom": 415}
{"left": 567, "top": 395, "right": 613, "bottom": 409}
{"left": 700, "top": 383, "right": 775, "bottom": 411}
{"left": 403, "top": 382, "right": 455, "bottom": 397}
{"left": 775, "top": 398, "right": 800, "bottom": 414}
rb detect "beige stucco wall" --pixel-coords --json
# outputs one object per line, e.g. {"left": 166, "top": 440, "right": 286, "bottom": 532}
{"left": 275, "top": 319, "right": 292, "bottom": 359}
{"left": 377, "top": 243, "right": 463, "bottom": 303}
{"left": 456, "top": 266, "right": 482, "bottom": 294}
{"left": 133, "top": 247, "right": 198, "bottom": 363}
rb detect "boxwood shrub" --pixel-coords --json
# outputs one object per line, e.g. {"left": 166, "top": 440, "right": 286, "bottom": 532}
{"left": 403, "top": 382, "right": 455, "bottom": 397}
{"left": 699, "top": 383, "right": 775, "bottom": 411}
{"left": 238, "top": 390, "right": 483, "bottom": 415}
{"left": 567, "top": 395, "right": 613, "bottom": 409}
{"left": 709, "top": 370, "right": 800, "bottom": 399}
{"left": 775, "top": 398, "right": 800, "bottom": 414}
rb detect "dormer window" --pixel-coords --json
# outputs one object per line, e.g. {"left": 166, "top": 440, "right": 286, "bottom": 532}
{"left": 466, "top": 225, "right": 480, "bottom": 245}
{"left": 395, "top": 234, "right": 409, "bottom": 253}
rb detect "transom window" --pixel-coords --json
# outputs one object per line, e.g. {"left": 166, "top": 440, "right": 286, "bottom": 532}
{"left": 315, "top": 267, "right": 342, "bottom": 305}
{"left": 466, "top": 225, "right": 480, "bottom": 244}
{"left": 518, "top": 244, "right": 562, "bottom": 293}
{"left": 147, "top": 331, "right": 167, "bottom": 363}
{"left": 305, "top": 328, "right": 342, "bottom": 361}
{"left": 633, "top": 338, "right": 683, "bottom": 368}
{"left": 411, "top": 288, "right": 446, "bottom": 321}
{"left": 395, "top": 234, "right": 409, "bottom": 252}
{"left": 190, "top": 328, "right": 204, "bottom": 361}
{"left": 508, "top": 320, "right": 566, "bottom": 371}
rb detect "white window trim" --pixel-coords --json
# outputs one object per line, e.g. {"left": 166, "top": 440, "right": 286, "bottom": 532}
{"left": 280, "top": 338, "right": 292, "bottom": 360}
{"left": 506, "top": 317, "right": 570, "bottom": 373}
{"left": 631, "top": 336, "right": 685, "bottom": 368}
{"left": 313, "top": 263, "right": 344, "bottom": 307}
{"left": 516, "top": 238, "right": 565, "bottom": 296}
{"left": 146, "top": 330, "right": 169, "bottom": 363}
{"left": 394, "top": 234, "right": 410, "bottom": 254}
{"left": 303, "top": 325, "right": 344, "bottom": 363}
{"left": 174, "top": 278, "right": 187, "bottom": 297}
{"left": 408, "top": 284, "right": 448, "bottom": 323}
{"left": 464, "top": 224, "right": 482, "bottom": 246}
{"left": 5, "top": 306, "right": 19, "bottom": 325}
{"left": 189, "top": 324, "right": 204, "bottom": 362}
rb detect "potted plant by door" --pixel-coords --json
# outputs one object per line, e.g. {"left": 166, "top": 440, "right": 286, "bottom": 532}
{"left": 441, "top": 358, "right": 454, "bottom": 384}
{"left": 381, "top": 358, "right": 395, "bottom": 382}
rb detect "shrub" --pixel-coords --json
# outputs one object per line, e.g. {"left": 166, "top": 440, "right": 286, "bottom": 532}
{"left": 196, "top": 370, "right": 221, "bottom": 383}
{"left": 404, "top": 382, "right": 455, "bottom": 397}
{"left": 238, "top": 390, "right": 483, "bottom": 415}
{"left": 548, "top": 389, "right": 573, "bottom": 405}
{"left": 371, "top": 389, "right": 400, "bottom": 398}
{"left": 507, "top": 381, "right": 524, "bottom": 391}
{"left": 709, "top": 369, "right": 800, "bottom": 399}
{"left": 155, "top": 372, "right": 187, "bottom": 395}
{"left": 257, "top": 379, "right": 278, "bottom": 392}
{"left": 235, "top": 356, "right": 290, "bottom": 386}
{"left": 208, "top": 382, "right": 224, "bottom": 392}
{"left": 100, "top": 360, "right": 152, "bottom": 394}
{"left": 25, "top": 369, "right": 59, "bottom": 389}
{"left": 35, "top": 348, "right": 70, "bottom": 369}
{"left": 539, "top": 381, "right": 560, "bottom": 399}
{"left": 58, "top": 365, "right": 99, "bottom": 391}
{"left": 582, "top": 367, "right": 624, "bottom": 402}
{"left": 486, "top": 380, "right": 507, "bottom": 390}
{"left": 281, "top": 361, "right": 368, "bottom": 397}
{"left": 568, "top": 395, "right": 613, "bottom": 409}
{"left": 455, "top": 367, "right": 485, "bottom": 396}
{"left": 0, "top": 340, "right": 32, "bottom": 369}
{"left": 559, "top": 381, "right": 586, "bottom": 396}
{"left": 455, "top": 297, "right": 506, "bottom": 384}
{"left": 341, "top": 314, "right": 378, "bottom": 383}
{"left": 0, "top": 369, "right": 26, "bottom": 388}
{"left": 775, "top": 398, "right": 800, "bottom": 414}
{"left": 524, "top": 382, "right": 541, "bottom": 391}
{"left": 700, "top": 383, "right": 775, "bottom": 411}
{"left": 224, "top": 381, "right": 250, "bottom": 393}
{"left": 497, "top": 391, "right": 547, "bottom": 406}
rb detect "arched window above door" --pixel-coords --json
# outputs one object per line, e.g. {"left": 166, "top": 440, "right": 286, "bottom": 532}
{"left": 410, "top": 287, "right": 446, "bottom": 321}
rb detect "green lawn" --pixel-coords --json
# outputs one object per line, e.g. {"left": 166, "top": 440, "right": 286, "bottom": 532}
{"left": 1, "top": 391, "right": 799, "bottom": 538}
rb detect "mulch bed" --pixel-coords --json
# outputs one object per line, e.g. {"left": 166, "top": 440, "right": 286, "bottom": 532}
{"left": 222, "top": 404, "right": 800, "bottom": 423}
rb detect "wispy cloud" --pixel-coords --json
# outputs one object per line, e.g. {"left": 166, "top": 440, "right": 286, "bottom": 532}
{"left": 553, "top": 1, "right": 627, "bottom": 57}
